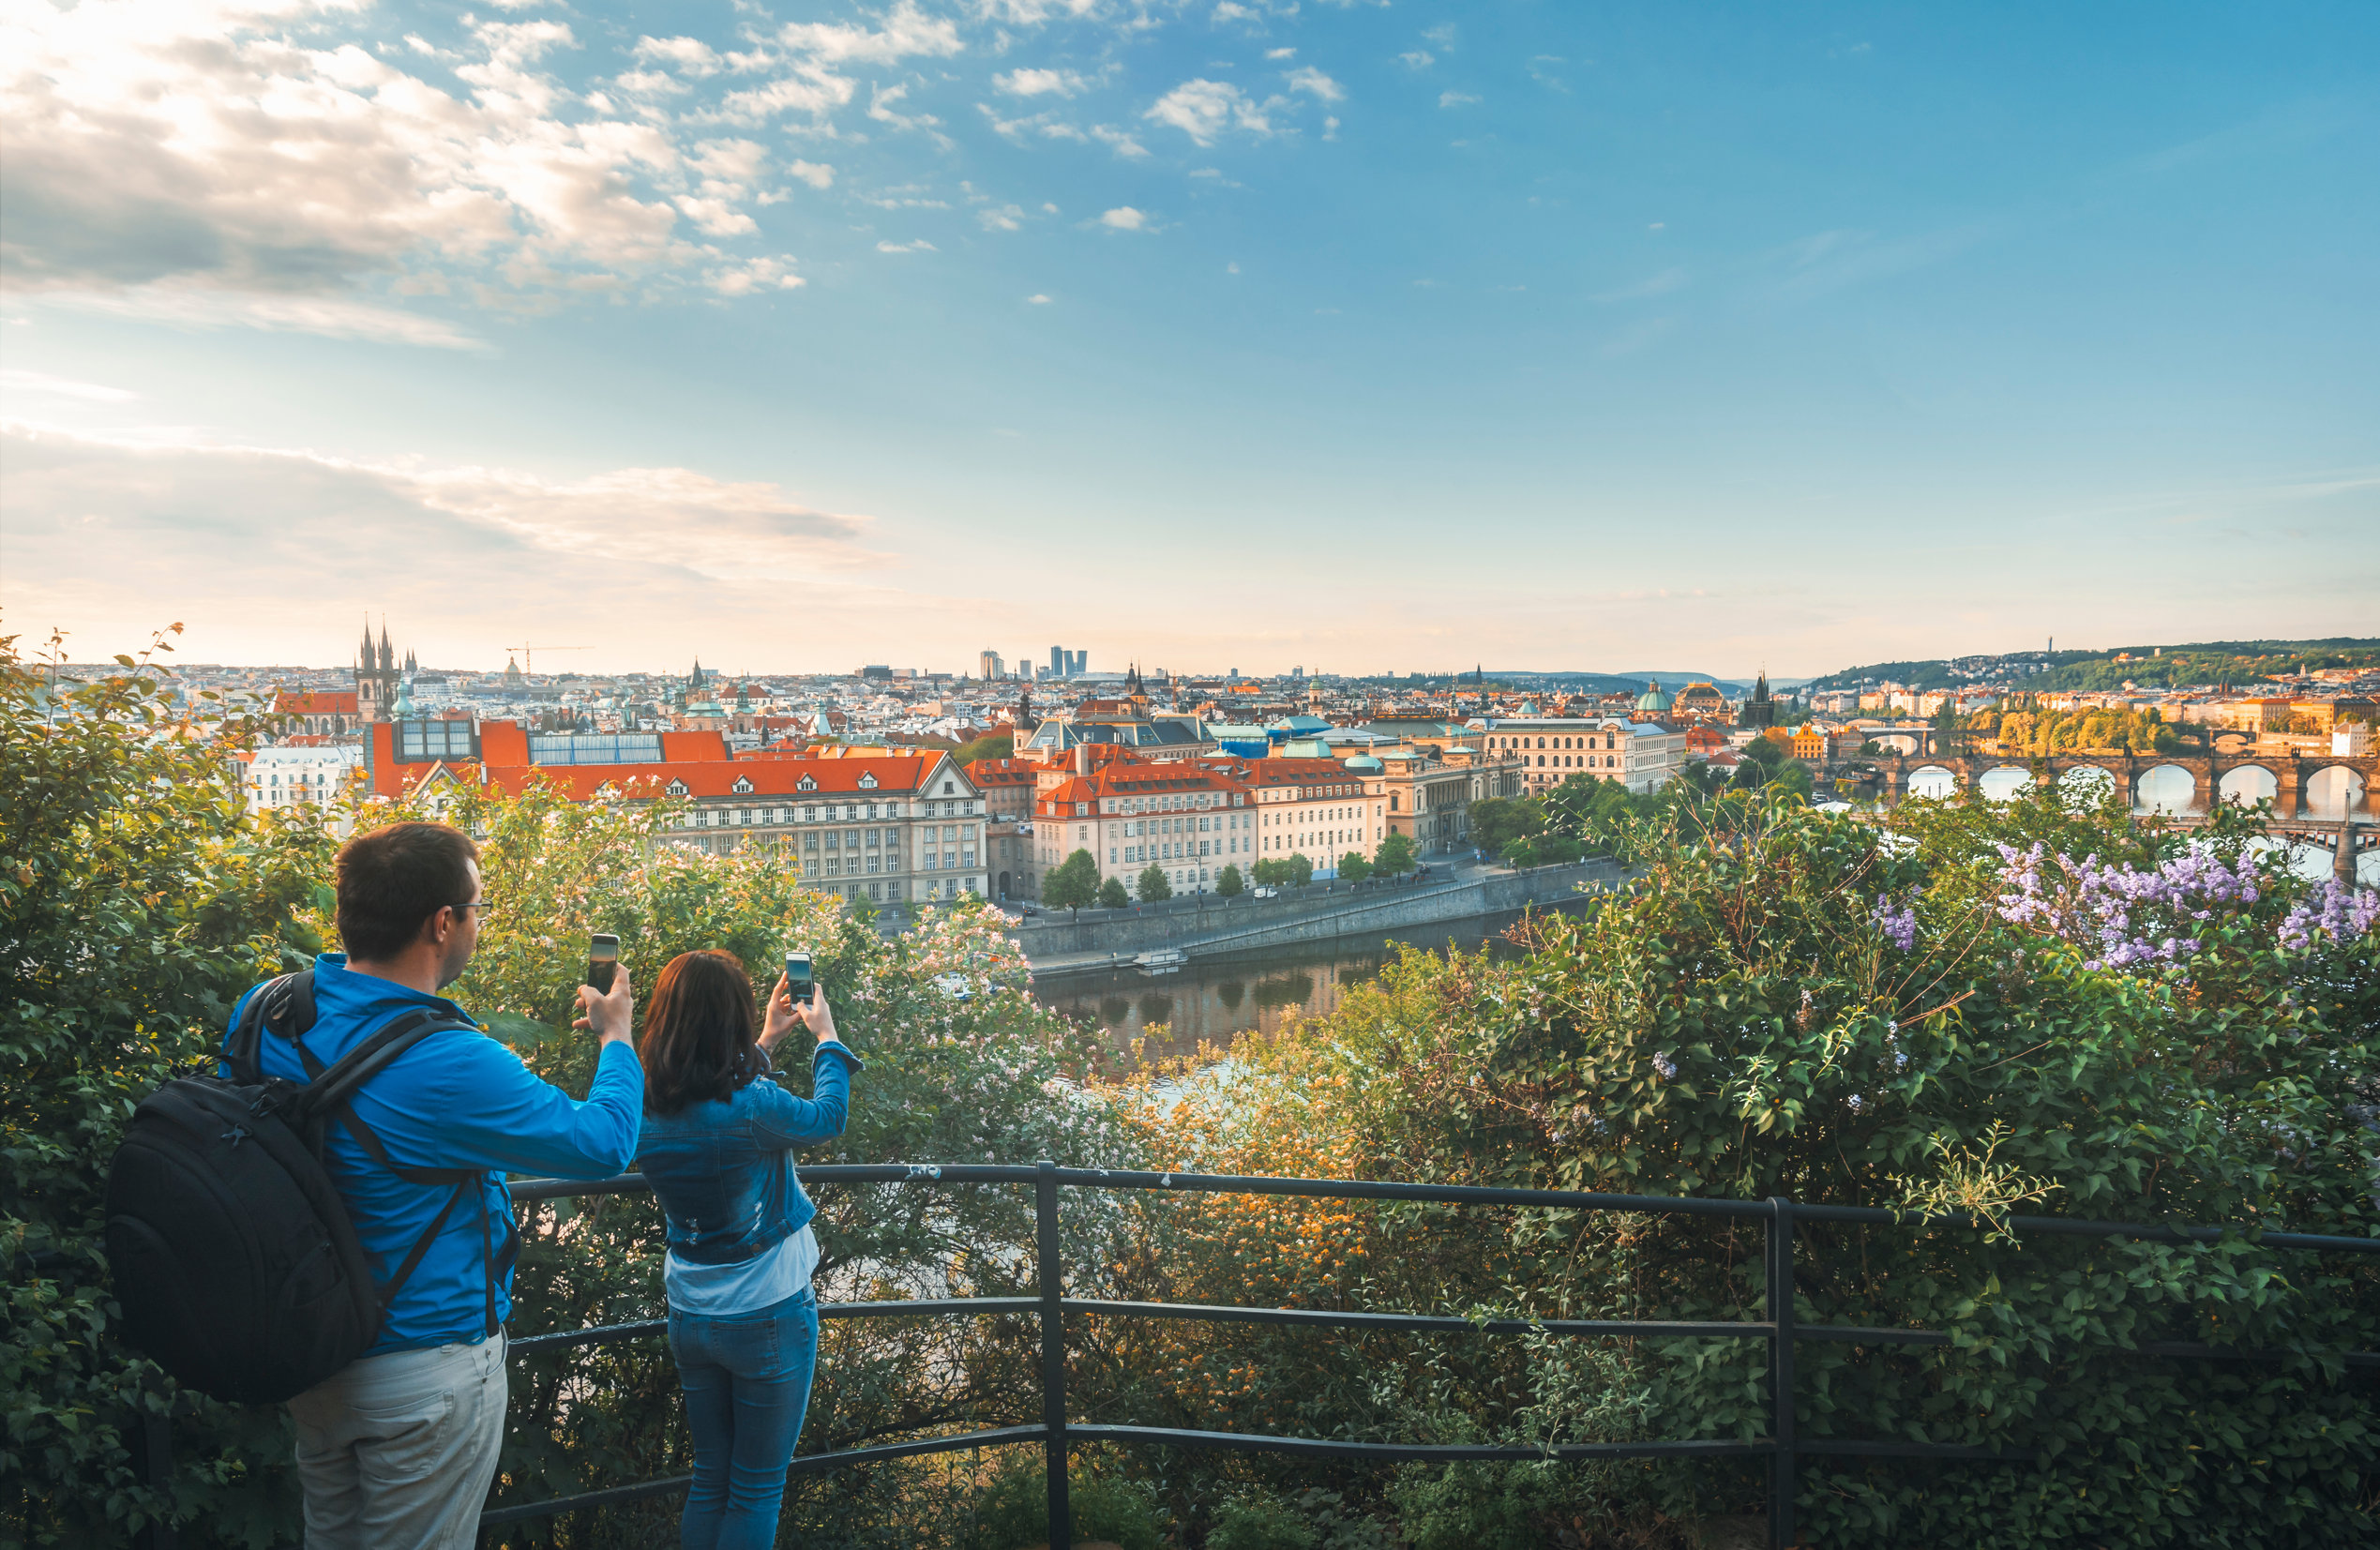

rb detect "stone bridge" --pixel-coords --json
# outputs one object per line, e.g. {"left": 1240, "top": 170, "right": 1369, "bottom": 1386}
{"left": 1839, "top": 750, "right": 2379, "bottom": 880}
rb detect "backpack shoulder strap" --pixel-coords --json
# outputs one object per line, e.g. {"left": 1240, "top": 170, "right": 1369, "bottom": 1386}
{"left": 226, "top": 970, "right": 314, "bottom": 1086}
{"left": 297, "top": 1006, "right": 471, "bottom": 1121}
{"left": 287, "top": 1004, "right": 497, "bottom": 1320}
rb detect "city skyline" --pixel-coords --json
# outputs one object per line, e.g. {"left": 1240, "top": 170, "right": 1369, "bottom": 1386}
{"left": 4, "top": 1, "right": 2376, "bottom": 674}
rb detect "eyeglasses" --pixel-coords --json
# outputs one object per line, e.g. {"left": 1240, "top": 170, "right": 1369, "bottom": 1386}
{"left": 450, "top": 898, "right": 496, "bottom": 917}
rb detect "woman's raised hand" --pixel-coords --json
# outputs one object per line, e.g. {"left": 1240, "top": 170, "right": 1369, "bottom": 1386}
{"left": 761, "top": 973, "right": 801, "bottom": 1051}
{"left": 571, "top": 964, "right": 635, "bottom": 1048}
{"left": 761, "top": 974, "right": 839, "bottom": 1051}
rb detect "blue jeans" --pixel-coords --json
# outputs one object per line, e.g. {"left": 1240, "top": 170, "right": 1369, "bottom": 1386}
{"left": 668, "top": 1288, "right": 820, "bottom": 1550}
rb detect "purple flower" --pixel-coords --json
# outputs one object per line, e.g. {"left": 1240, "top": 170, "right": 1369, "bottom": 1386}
{"left": 1992, "top": 842, "right": 2280, "bottom": 975}
{"left": 1873, "top": 892, "right": 1920, "bottom": 953}
{"left": 1652, "top": 1051, "right": 1678, "bottom": 1080}
{"left": 2278, "top": 878, "right": 2380, "bottom": 952}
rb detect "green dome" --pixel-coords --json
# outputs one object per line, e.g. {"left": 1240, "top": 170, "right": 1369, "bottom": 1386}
{"left": 1634, "top": 681, "right": 1672, "bottom": 712}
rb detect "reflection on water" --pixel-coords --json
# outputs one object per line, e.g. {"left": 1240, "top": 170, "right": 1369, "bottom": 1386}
{"left": 1032, "top": 914, "right": 1528, "bottom": 1062}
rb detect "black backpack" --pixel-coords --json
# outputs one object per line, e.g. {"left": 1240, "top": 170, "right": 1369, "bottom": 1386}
{"left": 103, "top": 971, "right": 487, "bottom": 1404}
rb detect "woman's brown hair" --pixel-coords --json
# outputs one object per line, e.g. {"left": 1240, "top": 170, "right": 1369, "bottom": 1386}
{"left": 640, "top": 951, "right": 766, "bottom": 1116}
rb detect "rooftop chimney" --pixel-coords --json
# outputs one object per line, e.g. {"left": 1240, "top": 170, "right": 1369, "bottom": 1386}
{"left": 1074, "top": 742, "right": 1090, "bottom": 775}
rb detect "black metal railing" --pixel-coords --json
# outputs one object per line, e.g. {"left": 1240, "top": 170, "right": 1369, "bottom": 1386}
{"left": 129, "top": 1163, "right": 2380, "bottom": 1550}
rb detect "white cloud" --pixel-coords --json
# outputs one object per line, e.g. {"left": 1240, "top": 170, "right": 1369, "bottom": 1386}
{"left": 23, "top": 285, "right": 489, "bottom": 351}
{"left": 0, "top": 424, "right": 905, "bottom": 665}
{"left": 1285, "top": 67, "right": 1344, "bottom": 101}
{"left": 1145, "top": 80, "right": 1274, "bottom": 145}
{"left": 705, "top": 256, "right": 806, "bottom": 294}
{"left": 1091, "top": 125, "right": 1151, "bottom": 158}
{"left": 775, "top": 2, "right": 964, "bottom": 68}
{"left": 867, "top": 83, "right": 950, "bottom": 144}
{"left": 1439, "top": 90, "right": 1479, "bottom": 108}
{"left": 0, "top": 369, "right": 137, "bottom": 403}
{"left": 1399, "top": 50, "right": 1434, "bottom": 68}
{"left": 876, "top": 238, "right": 938, "bottom": 252}
{"left": 1027, "top": 293, "right": 1053, "bottom": 304}
{"left": 996, "top": 68, "right": 1088, "bottom": 97}
{"left": 786, "top": 160, "right": 836, "bottom": 190}
{"left": 1099, "top": 206, "right": 1148, "bottom": 231}
{"left": 979, "top": 204, "right": 1026, "bottom": 231}
{"left": 632, "top": 36, "right": 722, "bottom": 77}
{"left": 0, "top": 0, "right": 849, "bottom": 338}
{"left": 1265, "top": 47, "right": 1296, "bottom": 60}
{"left": 1211, "top": 2, "right": 1260, "bottom": 25}
{"left": 1422, "top": 23, "right": 1456, "bottom": 46}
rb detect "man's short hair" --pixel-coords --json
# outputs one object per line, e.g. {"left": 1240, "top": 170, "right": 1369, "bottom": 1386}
{"left": 336, "top": 822, "right": 480, "bottom": 960}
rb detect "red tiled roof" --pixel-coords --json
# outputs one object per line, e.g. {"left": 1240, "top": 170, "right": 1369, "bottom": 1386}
{"left": 1204, "top": 757, "right": 1357, "bottom": 788}
{"left": 966, "top": 758, "right": 1038, "bottom": 787}
{"left": 482, "top": 754, "right": 952, "bottom": 803}
{"left": 1034, "top": 758, "right": 1248, "bottom": 816}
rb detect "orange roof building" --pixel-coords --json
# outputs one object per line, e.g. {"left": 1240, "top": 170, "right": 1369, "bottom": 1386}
{"left": 274, "top": 688, "right": 361, "bottom": 738}
{"left": 361, "top": 719, "right": 1003, "bottom": 907}
{"left": 1032, "top": 757, "right": 1255, "bottom": 895}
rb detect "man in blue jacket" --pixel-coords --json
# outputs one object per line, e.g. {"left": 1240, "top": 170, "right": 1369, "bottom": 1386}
{"left": 227, "top": 821, "right": 642, "bottom": 1549}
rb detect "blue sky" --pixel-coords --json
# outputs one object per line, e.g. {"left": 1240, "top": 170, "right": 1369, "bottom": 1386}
{"left": 3, "top": 0, "right": 2374, "bottom": 677}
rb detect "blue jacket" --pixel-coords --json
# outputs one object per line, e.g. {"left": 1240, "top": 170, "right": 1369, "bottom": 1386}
{"left": 637, "top": 1042, "right": 863, "bottom": 1266}
{"left": 225, "top": 955, "right": 643, "bottom": 1354}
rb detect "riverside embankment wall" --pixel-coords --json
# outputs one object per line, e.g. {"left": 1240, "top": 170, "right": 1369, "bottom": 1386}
{"left": 1016, "top": 859, "right": 1624, "bottom": 971}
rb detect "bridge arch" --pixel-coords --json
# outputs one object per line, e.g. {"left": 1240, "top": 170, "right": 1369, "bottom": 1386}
{"left": 2056, "top": 764, "right": 2118, "bottom": 809}
{"left": 1978, "top": 765, "right": 2033, "bottom": 802}
{"left": 1906, "top": 763, "right": 1959, "bottom": 800}
{"left": 2302, "top": 764, "right": 2369, "bottom": 820}
{"left": 2216, "top": 764, "right": 2278, "bottom": 809}
{"left": 2132, "top": 762, "right": 2199, "bottom": 815}
{"left": 1869, "top": 730, "right": 1925, "bottom": 756}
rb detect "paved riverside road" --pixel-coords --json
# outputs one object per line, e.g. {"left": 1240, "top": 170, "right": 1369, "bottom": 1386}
{"left": 1020, "top": 854, "right": 1611, "bottom": 978}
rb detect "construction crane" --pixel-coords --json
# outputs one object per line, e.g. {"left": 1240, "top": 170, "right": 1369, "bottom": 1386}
{"left": 504, "top": 643, "right": 588, "bottom": 676}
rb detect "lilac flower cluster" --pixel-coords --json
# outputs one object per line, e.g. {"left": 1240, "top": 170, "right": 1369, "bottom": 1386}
{"left": 2276, "top": 877, "right": 2380, "bottom": 952}
{"left": 1993, "top": 841, "right": 2261, "bottom": 972}
{"left": 1872, "top": 893, "right": 1920, "bottom": 953}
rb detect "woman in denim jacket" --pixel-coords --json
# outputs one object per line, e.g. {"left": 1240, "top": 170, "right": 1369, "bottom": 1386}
{"left": 630, "top": 950, "right": 862, "bottom": 1550}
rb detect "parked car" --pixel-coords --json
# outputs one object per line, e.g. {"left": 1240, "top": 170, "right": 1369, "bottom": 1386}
{"left": 1013, "top": 902, "right": 1039, "bottom": 917}
{"left": 1251, "top": 885, "right": 1280, "bottom": 898}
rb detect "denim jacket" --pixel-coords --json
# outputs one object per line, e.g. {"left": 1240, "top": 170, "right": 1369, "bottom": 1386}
{"left": 637, "top": 1041, "right": 864, "bottom": 1266}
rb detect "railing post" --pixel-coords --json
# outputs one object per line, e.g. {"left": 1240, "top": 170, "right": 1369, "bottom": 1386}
{"left": 1767, "top": 1196, "right": 1796, "bottom": 1550}
{"left": 131, "top": 1400, "right": 179, "bottom": 1550}
{"left": 1037, "top": 1159, "right": 1071, "bottom": 1550}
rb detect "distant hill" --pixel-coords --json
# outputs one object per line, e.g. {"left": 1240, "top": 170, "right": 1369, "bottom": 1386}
{"left": 1805, "top": 639, "right": 2380, "bottom": 695}
{"left": 1489, "top": 670, "right": 1757, "bottom": 697}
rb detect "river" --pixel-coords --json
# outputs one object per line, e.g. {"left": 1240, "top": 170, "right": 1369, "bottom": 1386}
{"left": 1028, "top": 910, "right": 1532, "bottom": 1063}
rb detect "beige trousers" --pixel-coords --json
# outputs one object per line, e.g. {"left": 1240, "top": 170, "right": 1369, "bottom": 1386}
{"left": 286, "top": 1332, "right": 506, "bottom": 1550}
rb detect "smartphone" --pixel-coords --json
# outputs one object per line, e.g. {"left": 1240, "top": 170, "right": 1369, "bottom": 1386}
{"left": 784, "top": 951, "right": 814, "bottom": 1006}
{"left": 587, "top": 933, "right": 619, "bottom": 994}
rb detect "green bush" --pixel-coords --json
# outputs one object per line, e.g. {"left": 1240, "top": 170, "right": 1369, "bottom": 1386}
{"left": 1388, "top": 1461, "right": 1574, "bottom": 1550}
{"left": 1318, "top": 788, "right": 2380, "bottom": 1546}
{"left": 967, "top": 1455, "right": 1165, "bottom": 1550}
{"left": 3, "top": 628, "right": 324, "bottom": 1547}
{"left": 1206, "top": 1494, "right": 1317, "bottom": 1550}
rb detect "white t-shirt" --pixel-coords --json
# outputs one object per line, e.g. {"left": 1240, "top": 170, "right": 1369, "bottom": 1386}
{"left": 664, "top": 1224, "right": 820, "bottom": 1316}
